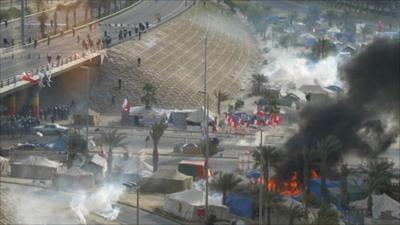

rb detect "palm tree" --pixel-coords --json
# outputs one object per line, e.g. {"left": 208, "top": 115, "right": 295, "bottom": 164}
{"left": 72, "top": 0, "right": 82, "bottom": 27}
{"left": 211, "top": 172, "right": 242, "bottom": 205}
{"left": 37, "top": 12, "right": 49, "bottom": 38}
{"left": 252, "top": 145, "right": 282, "bottom": 225}
{"left": 101, "top": 129, "right": 127, "bottom": 178}
{"left": 313, "top": 204, "right": 340, "bottom": 225}
{"left": 141, "top": 83, "right": 157, "bottom": 110}
{"left": 286, "top": 204, "right": 304, "bottom": 225}
{"left": 251, "top": 73, "right": 268, "bottom": 96}
{"left": 214, "top": 90, "right": 229, "bottom": 115}
{"left": 325, "top": 10, "right": 337, "bottom": 27}
{"left": 54, "top": 4, "right": 64, "bottom": 34}
{"left": 314, "top": 135, "right": 342, "bottom": 205}
{"left": 360, "top": 159, "right": 394, "bottom": 217}
{"left": 149, "top": 122, "right": 167, "bottom": 172}
{"left": 288, "top": 11, "right": 298, "bottom": 27}
{"left": 66, "top": 132, "right": 85, "bottom": 168}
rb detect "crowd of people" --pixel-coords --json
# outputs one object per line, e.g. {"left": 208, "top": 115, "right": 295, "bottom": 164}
{"left": 0, "top": 103, "right": 74, "bottom": 138}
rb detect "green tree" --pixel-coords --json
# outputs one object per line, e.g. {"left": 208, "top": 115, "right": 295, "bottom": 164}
{"left": 211, "top": 172, "right": 242, "bottom": 205}
{"left": 214, "top": 90, "right": 229, "bottom": 115}
{"left": 251, "top": 73, "right": 268, "bottom": 96}
{"left": 286, "top": 204, "right": 304, "bottom": 225}
{"left": 37, "top": 12, "right": 49, "bottom": 38}
{"left": 252, "top": 146, "right": 283, "bottom": 225}
{"left": 234, "top": 99, "right": 244, "bottom": 110}
{"left": 360, "top": 159, "right": 394, "bottom": 217}
{"left": 66, "top": 132, "right": 87, "bottom": 168}
{"left": 149, "top": 122, "right": 168, "bottom": 172}
{"left": 312, "top": 204, "right": 340, "bottom": 225}
{"left": 141, "top": 83, "right": 157, "bottom": 110}
{"left": 314, "top": 135, "right": 342, "bottom": 205}
{"left": 101, "top": 129, "right": 127, "bottom": 178}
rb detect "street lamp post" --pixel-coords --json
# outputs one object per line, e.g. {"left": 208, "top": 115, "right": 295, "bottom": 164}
{"left": 123, "top": 182, "right": 140, "bottom": 225}
{"left": 258, "top": 128, "right": 263, "bottom": 225}
{"left": 79, "top": 66, "right": 90, "bottom": 150}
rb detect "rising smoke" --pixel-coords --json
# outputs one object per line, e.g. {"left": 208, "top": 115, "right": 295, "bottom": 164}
{"left": 279, "top": 38, "right": 400, "bottom": 178}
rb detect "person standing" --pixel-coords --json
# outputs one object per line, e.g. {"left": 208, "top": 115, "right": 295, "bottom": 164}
{"left": 118, "top": 79, "right": 122, "bottom": 89}
{"left": 111, "top": 94, "right": 116, "bottom": 106}
{"left": 47, "top": 35, "right": 50, "bottom": 45}
{"left": 137, "top": 57, "right": 141, "bottom": 66}
{"left": 72, "top": 28, "right": 75, "bottom": 36}
{"left": 34, "top": 39, "right": 37, "bottom": 48}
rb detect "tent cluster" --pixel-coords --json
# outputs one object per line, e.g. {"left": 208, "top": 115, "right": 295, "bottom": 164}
{"left": 223, "top": 111, "right": 283, "bottom": 128}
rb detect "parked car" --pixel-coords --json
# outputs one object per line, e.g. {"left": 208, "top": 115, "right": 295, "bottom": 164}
{"left": 32, "top": 123, "right": 69, "bottom": 135}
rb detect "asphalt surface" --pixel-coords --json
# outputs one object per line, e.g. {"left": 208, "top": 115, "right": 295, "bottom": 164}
{"left": 0, "top": 0, "right": 190, "bottom": 83}
{"left": 116, "top": 203, "right": 179, "bottom": 225}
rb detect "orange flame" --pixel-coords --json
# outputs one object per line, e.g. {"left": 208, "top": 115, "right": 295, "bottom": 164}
{"left": 311, "top": 169, "right": 320, "bottom": 179}
{"left": 281, "top": 171, "right": 302, "bottom": 196}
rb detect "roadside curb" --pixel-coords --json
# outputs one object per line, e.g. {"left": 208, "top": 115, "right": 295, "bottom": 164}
{"left": 117, "top": 200, "right": 187, "bottom": 225}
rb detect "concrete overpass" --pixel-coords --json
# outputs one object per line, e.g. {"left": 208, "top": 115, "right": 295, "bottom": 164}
{"left": 0, "top": 0, "right": 193, "bottom": 117}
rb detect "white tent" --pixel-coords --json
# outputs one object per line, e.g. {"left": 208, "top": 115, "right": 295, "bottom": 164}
{"left": 113, "top": 154, "right": 153, "bottom": 177}
{"left": 164, "top": 189, "right": 229, "bottom": 221}
{"left": 350, "top": 194, "right": 400, "bottom": 219}
{"left": 0, "top": 156, "right": 11, "bottom": 176}
{"left": 186, "top": 107, "right": 215, "bottom": 124}
{"left": 17, "top": 155, "right": 61, "bottom": 168}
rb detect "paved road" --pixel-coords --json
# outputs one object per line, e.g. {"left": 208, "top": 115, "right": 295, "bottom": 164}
{"left": 116, "top": 203, "right": 179, "bottom": 225}
{"left": 0, "top": 0, "right": 191, "bottom": 83}
{"left": 0, "top": 0, "right": 128, "bottom": 46}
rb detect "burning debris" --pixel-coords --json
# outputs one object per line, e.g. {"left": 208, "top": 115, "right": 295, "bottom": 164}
{"left": 279, "top": 38, "right": 399, "bottom": 179}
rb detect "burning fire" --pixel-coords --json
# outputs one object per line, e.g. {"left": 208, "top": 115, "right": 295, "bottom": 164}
{"left": 311, "top": 169, "right": 320, "bottom": 179}
{"left": 281, "top": 172, "right": 301, "bottom": 197}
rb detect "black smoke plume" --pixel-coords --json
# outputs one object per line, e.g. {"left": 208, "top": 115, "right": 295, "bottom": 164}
{"left": 278, "top": 38, "right": 400, "bottom": 179}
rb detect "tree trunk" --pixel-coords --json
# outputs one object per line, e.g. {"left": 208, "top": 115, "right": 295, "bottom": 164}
{"left": 321, "top": 158, "right": 329, "bottom": 205}
{"left": 73, "top": 9, "right": 76, "bottom": 27}
{"left": 222, "top": 191, "right": 226, "bottom": 205}
{"left": 65, "top": 11, "right": 69, "bottom": 30}
{"left": 53, "top": 11, "right": 58, "bottom": 33}
{"left": 367, "top": 194, "right": 373, "bottom": 217}
{"left": 152, "top": 141, "right": 159, "bottom": 172}
{"left": 264, "top": 162, "right": 271, "bottom": 225}
{"left": 40, "top": 23, "right": 46, "bottom": 38}
{"left": 107, "top": 147, "right": 113, "bottom": 178}
{"left": 217, "top": 100, "right": 221, "bottom": 115}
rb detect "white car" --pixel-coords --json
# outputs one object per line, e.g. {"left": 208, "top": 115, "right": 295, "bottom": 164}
{"left": 33, "top": 123, "right": 69, "bottom": 135}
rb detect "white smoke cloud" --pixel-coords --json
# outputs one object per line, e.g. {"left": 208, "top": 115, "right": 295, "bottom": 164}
{"left": 70, "top": 184, "right": 125, "bottom": 224}
{"left": 260, "top": 46, "right": 341, "bottom": 89}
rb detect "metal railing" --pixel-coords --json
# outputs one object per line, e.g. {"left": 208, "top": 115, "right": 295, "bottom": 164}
{"left": 0, "top": 48, "right": 100, "bottom": 89}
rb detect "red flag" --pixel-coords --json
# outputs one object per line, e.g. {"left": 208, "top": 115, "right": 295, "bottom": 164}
{"left": 21, "top": 72, "right": 36, "bottom": 83}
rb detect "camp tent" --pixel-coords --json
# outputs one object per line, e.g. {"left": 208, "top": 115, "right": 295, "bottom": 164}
{"left": 350, "top": 194, "right": 400, "bottom": 219}
{"left": 141, "top": 169, "right": 193, "bottom": 193}
{"left": 164, "top": 189, "right": 229, "bottom": 221}
{"left": 0, "top": 156, "right": 11, "bottom": 176}
{"left": 186, "top": 107, "right": 215, "bottom": 125}
{"left": 11, "top": 155, "right": 61, "bottom": 179}
{"left": 81, "top": 154, "right": 107, "bottom": 181}
{"left": 112, "top": 154, "right": 153, "bottom": 180}
{"left": 53, "top": 167, "right": 95, "bottom": 190}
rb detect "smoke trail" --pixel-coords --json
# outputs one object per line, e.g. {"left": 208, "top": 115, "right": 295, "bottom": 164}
{"left": 70, "top": 184, "right": 125, "bottom": 224}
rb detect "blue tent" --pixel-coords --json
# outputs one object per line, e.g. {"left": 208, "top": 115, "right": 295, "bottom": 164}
{"left": 308, "top": 179, "right": 339, "bottom": 198}
{"left": 225, "top": 193, "right": 254, "bottom": 219}
{"left": 246, "top": 169, "right": 261, "bottom": 179}
{"left": 334, "top": 32, "right": 356, "bottom": 43}
{"left": 325, "top": 85, "right": 343, "bottom": 93}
